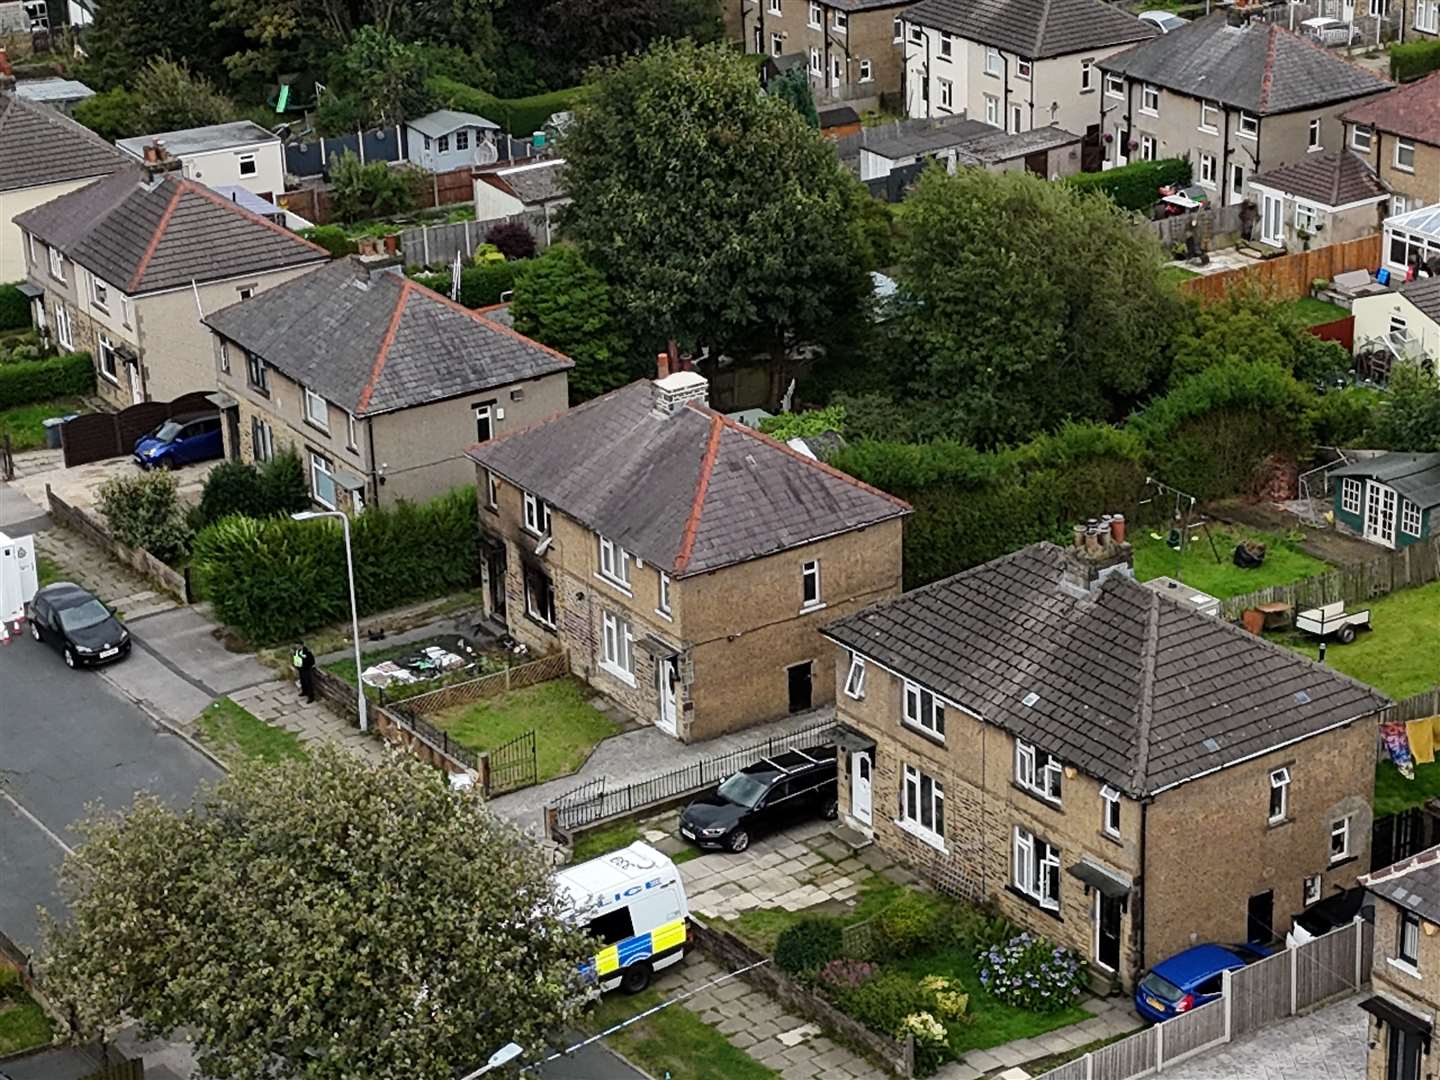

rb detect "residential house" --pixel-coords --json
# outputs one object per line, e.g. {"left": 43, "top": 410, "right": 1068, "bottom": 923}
{"left": 1099, "top": 13, "right": 1390, "bottom": 205}
{"left": 0, "top": 88, "right": 130, "bottom": 282}
{"left": 13, "top": 77, "right": 95, "bottom": 114}
{"left": 1360, "top": 845, "right": 1440, "bottom": 1080}
{"left": 1353, "top": 277, "right": 1440, "bottom": 368}
{"left": 203, "top": 256, "right": 572, "bottom": 511}
{"left": 1248, "top": 150, "right": 1389, "bottom": 250}
{"left": 117, "top": 121, "right": 286, "bottom": 202}
{"left": 466, "top": 368, "right": 911, "bottom": 742}
{"left": 14, "top": 163, "right": 329, "bottom": 407}
{"left": 739, "top": 0, "right": 915, "bottom": 107}
{"left": 1384, "top": 203, "right": 1440, "bottom": 274}
{"left": 900, "top": 0, "right": 1155, "bottom": 150}
{"left": 1329, "top": 452, "right": 1440, "bottom": 549}
{"left": 822, "top": 538, "right": 1389, "bottom": 989}
{"left": 858, "top": 118, "right": 1083, "bottom": 184}
{"left": 473, "top": 159, "right": 567, "bottom": 244}
{"left": 404, "top": 109, "right": 500, "bottom": 172}
{"left": 1400, "top": 0, "right": 1440, "bottom": 39}
{"left": 1343, "top": 70, "right": 1440, "bottom": 216}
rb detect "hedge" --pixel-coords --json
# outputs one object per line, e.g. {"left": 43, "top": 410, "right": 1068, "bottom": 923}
{"left": 0, "top": 284, "right": 29, "bottom": 331}
{"left": 191, "top": 488, "right": 479, "bottom": 644}
{"left": 428, "top": 76, "right": 586, "bottom": 138}
{"left": 300, "top": 225, "right": 360, "bottom": 259}
{"left": 408, "top": 260, "right": 530, "bottom": 307}
{"left": 1390, "top": 38, "right": 1440, "bottom": 82}
{"left": 0, "top": 352, "right": 94, "bottom": 408}
{"left": 1067, "top": 158, "right": 1192, "bottom": 211}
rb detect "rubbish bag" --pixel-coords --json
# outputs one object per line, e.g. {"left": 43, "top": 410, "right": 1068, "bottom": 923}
{"left": 1233, "top": 540, "right": 1267, "bottom": 569}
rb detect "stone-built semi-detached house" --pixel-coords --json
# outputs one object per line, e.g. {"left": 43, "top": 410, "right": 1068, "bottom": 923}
{"left": 15, "top": 162, "right": 329, "bottom": 407}
{"left": 1360, "top": 845, "right": 1440, "bottom": 1080}
{"left": 466, "top": 368, "right": 911, "bottom": 742}
{"left": 822, "top": 539, "right": 1389, "bottom": 990}
{"left": 738, "top": 0, "right": 916, "bottom": 107}
{"left": 1099, "top": 13, "right": 1390, "bottom": 206}
{"left": 203, "top": 256, "right": 572, "bottom": 511}
{"left": 1344, "top": 70, "right": 1440, "bottom": 218}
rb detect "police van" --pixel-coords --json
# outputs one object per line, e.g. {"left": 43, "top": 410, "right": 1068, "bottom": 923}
{"left": 555, "top": 841, "right": 689, "bottom": 994}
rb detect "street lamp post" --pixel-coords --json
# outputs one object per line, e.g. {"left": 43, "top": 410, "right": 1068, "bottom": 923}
{"left": 291, "top": 509, "right": 368, "bottom": 733}
{"left": 460, "top": 1041, "right": 523, "bottom": 1079}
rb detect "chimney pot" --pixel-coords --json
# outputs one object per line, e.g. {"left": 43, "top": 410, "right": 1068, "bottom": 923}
{"left": 651, "top": 371, "right": 709, "bottom": 417}
{"left": 656, "top": 351, "right": 671, "bottom": 379}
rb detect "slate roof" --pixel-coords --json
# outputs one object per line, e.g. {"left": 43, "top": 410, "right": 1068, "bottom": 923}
{"left": 203, "top": 258, "right": 572, "bottom": 417}
{"left": 467, "top": 381, "right": 911, "bottom": 576}
{"left": 407, "top": 109, "right": 500, "bottom": 138}
{"left": 823, "top": 542, "right": 1389, "bottom": 795}
{"left": 904, "top": 0, "right": 1156, "bottom": 59}
{"left": 1250, "top": 150, "right": 1388, "bottom": 207}
{"left": 477, "top": 159, "right": 567, "bottom": 206}
{"left": 819, "top": 105, "right": 862, "bottom": 128}
{"left": 862, "top": 118, "right": 994, "bottom": 158}
{"left": 14, "top": 166, "right": 328, "bottom": 294}
{"left": 1362, "top": 844, "right": 1440, "bottom": 922}
{"left": 116, "top": 120, "right": 278, "bottom": 159}
{"left": 1397, "top": 277, "right": 1440, "bottom": 325}
{"left": 1100, "top": 13, "right": 1391, "bottom": 113}
{"left": 13, "top": 77, "right": 95, "bottom": 104}
{"left": 0, "top": 91, "right": 131, "bottom": 194}
{"left": 1343, "top": 70, "right": 1440, "bottom": 146}
{"left": 1331, "top": 451, "right": 1440, "bottom": 510}
{"left": 952, "top": 124, "right": 1082, "bottom": 164}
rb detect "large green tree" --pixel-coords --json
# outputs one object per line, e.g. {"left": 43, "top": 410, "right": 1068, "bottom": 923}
{"left": 131, "top": 58, "right": 238, "bottom": 132}
{"left": 41, "top": 748, "right": 592, "bottom": 1080}
{"left": 79, "top": 0, "right": 242, "bottom": 89}
{"left": 1374, "top": 361, "right": 1440, "bottom": 451}
{"left": 325, "top": 25, "right": 439, "bottom": 129}
{"left": 561, "top": 40, "right": 870, "bottom": 374}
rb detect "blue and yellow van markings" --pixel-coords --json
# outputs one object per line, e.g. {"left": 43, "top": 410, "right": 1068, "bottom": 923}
{"left": 584, "top": 918, "right": 687, "bottom": 980}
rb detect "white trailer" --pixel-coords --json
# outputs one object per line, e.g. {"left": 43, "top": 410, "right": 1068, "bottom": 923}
{"left": 0, "top": 531, "right": 39, "bottom": 625}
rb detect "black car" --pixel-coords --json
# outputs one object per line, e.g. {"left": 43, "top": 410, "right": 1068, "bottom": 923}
{"left": 679, "top": 745, "right": 838, "bottom": 853}
{"left": 28, "top": 582, "right": 131, "bottom": 669}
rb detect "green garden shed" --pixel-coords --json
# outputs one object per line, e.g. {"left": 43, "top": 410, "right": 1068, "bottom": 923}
{"left": 1331, "top": 452, "right": 1440, "bottom": 550}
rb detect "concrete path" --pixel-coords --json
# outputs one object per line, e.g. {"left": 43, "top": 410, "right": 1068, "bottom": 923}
{"left": 1156, "top": 996, "right": 1365, "bottom": 1080}
{"left": 229, "top": 679, "right": 386, "bottom": 762}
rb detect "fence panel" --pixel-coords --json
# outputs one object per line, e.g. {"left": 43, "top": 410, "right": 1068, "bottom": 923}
{"left": 1090, "top": 1027, "right": 1156, "bottom": 1080}
{"left": 1160, "top": 998, "right": 1227, "bottom": 1067}
{"left": 1032, "top": 1059, "right": 1089, "bottom": 1080}
{"left": 1229, "top": 949, "right": 1291, "bottom": 1038}
{"left": 1180, "top": 235, "right": 1383, "bottom": 302}
{"left": 397, "top": 651, "right": 570, "bottom": 714}
{"left": 489, "top": 728, "right": 537, "bottom": 794}
{"left": 400, "top": 210, "right": 551, "bottom": 268}
{"left": 1294, "top": 920, "right": 1361, "bottom": 1011}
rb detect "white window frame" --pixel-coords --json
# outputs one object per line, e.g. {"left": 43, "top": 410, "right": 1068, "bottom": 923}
{"left": 303, "top": 386, "right": 328, "bottom": 431}
{"left": 1303, "top": 874, "right": 1322, "bottom": 906}
{"left": 893, "top": 15, "right": 902, "bottom": 41}
{"left": 1268, "top": 767, "right": 1290, "bottom": 823}
{"left": 346, "top": 412, "right": 358, "bottom": 451}
{"left": 1341, "top": 477, "right": 1363, "bottom": 516}
{"left": 1308, "top": 117, "right": 1322, "bottom": 151}
{"left": 47, "top": 244, "right": 64, "bottom": 283}
{"left": 1295, "top": 201, "right": 1320, "bottom": 234}
{"left": 238, "top": 153, "right": 257, "bottom": 176}
{"left": 809, "top": 46, "right": 822, "bottom": 75}
{"left": 771, "top": 32, "right": 783, "bottom": 57}
{"left": 832, "top": 9, "right": 847, "bottom": 31}
{"left": 1400, "top": 911, "right": 1422, "bottom": 968}
{"left": 310, "top": 452, "right": 336, "bottom": 510}
{"left": 54, "top": 303, "right": 73, "bottom": 350}
{"left": 939, "top": 32, "right": 953, "bottom": 58}
{"left": 1010, "top": 103, "right": 1024, "bottom": 134}
{"left": 475, "top": 402, "right": 494, "bottom": 442}
{"left": 1080, "top": 58, "right": 1094, "bottom": 92}
{"left": 524, "top": 568, "right": 556, "bottom": 628}
{"left": 251, "top": 416, "right": 274, "bottom": 463}
{"left": 1199, "top": 152, "right": 1217, "bottom": 188}
{"left": 600, "top": 610, "right": 635, "bottom": 685}
{"left": 1013, "top": 826, "right": 1061, "bottom": 911}
{"left": 769, "top": 0, "right": 781, "bottom": 12}
{"left": 1101, "top": 785, "right": 1122, "bottom": 838}
{"left": 455, "top": 129, "right": 469, "bottom": 151}
{"left": 597, "top": 534, "right": 633, "bottom": 591}
{"left": 858, "top": 58, "right": 872, "bottom": 82}
{"left": 1015, "top": 741, "right": 1063, "bottom": 803}
{"left": 1401, "top": 500, "right": 1422, "bottom": 537}
{"left": 97, "top": 334, "right": 118, "bottom": 382}
{"left": 900, "top": 764, "right": 945, "bottom": 849}
{"left": 1140, "top": 83, "right": 1159, "bottom": 115}
{"left": 1418, "top": 0, "right": 1439, "bottom": 32}
{"left": 1140, "top": 134, "right": 1157, "bottom": 161}
{"left": 1396, "top": 139, "right": 1417, "bottom": 172}
{"left": 938, "top": 78, "right": 954, "bottom": 110}
{"left": 485, "top": 469, "right": 499, "bottom": 510}
{"left": 90, "top": 274, "right": 109, "bottom": 311}
{"left": 219, "top": 339, "right": 231, "bottom": 375}
{"left": 1370, "top": 0, "right": 1385, "bottom": 16}
{"left": 1015, "top": 58, "right": 1032, "bottom": 80}
{"left": 984, "top": 94, "right": 1000, "bottom": 127}
{"left": 1329, "top": 816, "right": 1352, "bottom": 862}
{"left": 1199, "top": 99, "right": 1219, "bottom": 133}
{"left": 902, "top": 680, "right": 945, "bottom": 739}
{"left": 801, "top": 559, "right": 823, "bottom": 610}
{"left": 1238, "top": 112, "right": 1259, "bottom": 139}
{"left": 1352, "top": 124, "right": 1373, "bottom": 152}
{"left": 844, "top": 652, "right": 866, "bottom": 700}
{"left": 657, "top": 571, "right": 672, "bottom": 619}
{"left": 985, "top": 47, "right": 1001, "bottom": 76}
{"left": 522, "top": 492, "right": 551, "bottom": 537}
{"left": 1104, "top": 72, "right": 1124, "bottom": 98}
{"left": 808, "top": 0, "right": 821, "bottom": 27}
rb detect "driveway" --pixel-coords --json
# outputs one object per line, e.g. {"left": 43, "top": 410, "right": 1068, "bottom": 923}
{"left": 8, "top": 449, "right": 218, "bottom": 515}
{"left": 1158, "top": 997, "right": 1366, "bottom": 1079}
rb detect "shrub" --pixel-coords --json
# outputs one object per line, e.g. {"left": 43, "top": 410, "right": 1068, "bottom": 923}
{"left": 833, "top": 971, "right": 932, "bottom": 1039}
{"left": 774, "top": 918, "right": 843, "bottom": 978}
{"left": 978, "top": 932, "right": 1086, "bottom": 1013}
{"left": 0, "top": 353, "right": 95, "bottom": 408}
{"left": 257, "top": 451, "right": 311, "bottom": 516}
{"left": 329, "top": 152, "right": 419, "bottom": 223}
{"left": 485, "top": 221, "right": 537, "bottom": 261}
{"left": 193, "top": 451, "right": 310, "bottom": 529}
{"left": 409, "top": 261, "right": 529, "bottom": 306}
{"left": 899, "top": 1011, "right": 950, "bottom": 1076}
{"left": 949, "top": 904, "right": 1018, "bottom": 955}
{"left": 1391, "top": 38, "right": 1440, "bottom": 82}
{"left": 302, "top": 225, "right": 360, "bottom": 260}
{"left": 96, "top": 471, "right": 192, "bottom": 563}
{"left": 1067, "top": 158, "right": 1192, "bottom": 211}
{"left": 758, "top": 405, "right": 847, "bottom": 442}
{"left": 919, "top": 976, "right": 969, "bottom": 1022}
{"left": 0, "top": 284, "right": 29, "bottom": 330}
{"left": 818, "top": 958, "right": 876, "bottom": 991}
{"left": 873, "top": 891, "right": 944, "bottom": 959}
{"left": 1310, "top": 386, "right": 1381, "bottom": 448}
{"left": 427, "top": 75, "right": 586, "bottom": 139}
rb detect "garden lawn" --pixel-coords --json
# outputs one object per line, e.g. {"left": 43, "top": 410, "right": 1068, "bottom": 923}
{"left": 1282, "top": 296, "right": 1349, "bottom": 327}
{"left": 1158, "top": 264, "right": 1201, "bottom": 285}
{"left": 197, "top": 697, "right": 307, "bottom": 767}
{"left": 0, "top": 969, "right": 53, "bottom": 1055}
{"left": 1282, "top": 580, "right": 1440, "bottom": 700}
{"left": 1376, "top": 758, "right": 1440, "bottom": 818}
{"left": 588, "top": 987, "right": 777, "bottom": 1080}
{"left": 570, "top": 820, "right": 699, "bottom": 865}
{"left": 0, "top": 398, "right": 87, "bottom": 452}
{"left": 727, "top": 873, "right": 904, "bottom": 953}
{"left": 429, "top": 678, "right": 624, "bottom": 782}
{"left": 1131, "top": 526, "right": 1330, "bottom": 599}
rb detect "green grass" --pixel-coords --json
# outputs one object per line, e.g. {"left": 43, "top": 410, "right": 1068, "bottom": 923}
{"left": 1280, "top": 579, "right": 1440, "bottom": 700}
{"left": 1376, "top": 758, "right": 1440, "bottom": 817}
{"left": 1131, "top": 526, "right": 1330, "bottom": 599}
{"left": 570, "top": 820, "right": 699, "bottom": 865}
{"left": 0, "top": 969, "right": 53, "bottom": 1055}
{"left": 587, "top": 986, "right": 777, "bottom": 1080}
{"left": 728, "top": 874, "right": 905, "bottom": 954}
{"left": 1283, "top": 296, "right": 1349, "bottom": 327}
{"left": 35, "top": 555, "right": 62, "bottom": 587}
{"left": 1159, "top": 264, "right": 1201, "bottom": 284}
{"left": 197, "top": 697, "right": 307, "bottom": 767}
{"left": 430, "top": 678, "right": 623, "bottom": 782}
{"left": 1020, "top": 1030, "right": 1142, "bottom": 1074}
{"left": 0, "top": 398, "right": 87, "bottom": 452}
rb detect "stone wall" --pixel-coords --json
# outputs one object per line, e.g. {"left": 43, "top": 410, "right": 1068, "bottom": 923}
{"left": 44, "top": 484, "right": 190, "bottom": 603}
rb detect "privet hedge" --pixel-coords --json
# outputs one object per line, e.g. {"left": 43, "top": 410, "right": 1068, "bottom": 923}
{"left": 0, "top": 352, "right": 94, "bottom": 408}
{"left": 191, "top": 488, "right": 479, "bottom": 644}
{"left": 0, "top": 284, "right": 30, "bottom": 330}
{"left": 1066, "top": 157, "right": 1192, "bottom": 212}
{"left": 428, "top": 76, "right": 586, "bottom": 139}
{"left": 409, "top": 261, "right": 530, "bottom": 306}
{"left": 1391, "top": 38, "right": 1440, "bottom": 82}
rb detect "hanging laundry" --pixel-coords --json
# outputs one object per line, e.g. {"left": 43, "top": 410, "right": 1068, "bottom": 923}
{"left": 1409, "top": 718, "right": 1436, "bottom": 766}
{"left": 1382, "top": 722, "right": 1416, "bottom": 780}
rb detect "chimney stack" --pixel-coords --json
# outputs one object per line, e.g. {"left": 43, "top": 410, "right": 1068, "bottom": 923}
{"left": 651, "top": 371, "right": 709, "bottom": 417}
{"left": 1060, "top": 517, "right": 1134, "bottom": 597}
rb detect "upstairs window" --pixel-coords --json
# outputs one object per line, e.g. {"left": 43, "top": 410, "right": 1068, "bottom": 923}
{"left": 1200, "top": 99, "right": 1219, "bottom": 132}
{"left": 303, "top": 387, "right": 328, "bottom": 431}
{"left": 1016, "top": 741, "right": 1063, "bottom": 803}
{"left": 1308, "top": 117, "right": 1322, "bottom": 150}
{"left": 1238, "top": 111, "right": 1259, "bottom": 138}
{"left": 1268, "top": 767, "right": 1290, "bottom": 823}
{"left": 523, "top": 492, "right": 551, "bottom": 537}
{"left": 809, "top": 1, "right": 822, "bottom": 27}
{"left": 1352, "top": 124, "right": 1373, "bottom": 152}
{"left": 47, "top": 244, "right": 64, "bottom": 282}
{"left": 802, "top": 559, "right": 822, "bottom": 609}
{"left": 91, "top": 275, "right": 109, "bottom": 311}
{"left": 246, "top": 350, "right": 268, "bottom": 393}
{"left": 598, "top": 534, "right": 632, "bottom": 589}
{"left": 1330, "top": 816, "right": 1352, "bottom": 863}
{"left": 1104, "top": 72, "right": 1124, "bottom": 97}
{"left": 903, "top": 681, "right": 945, "bottom": 738}
{"left": 1016, "top": 59, "right": 1032, "bottom": 80}
{"left": 1140, "top": 83, "right": 1159, "bottom": 114}
{"left": 485, "top": 470, "right": 499, "bottom": 510}
{"left": 1080, "top": 59, "right": 1094, "bottom": 92}
{"left": 939, "top": 32, "right": 953, "bottom": 57}
{"left": 985, "top": 47, "right": 1001, "bottom": 75}
{"left": 1397, "top": 139, "right": 1417, "bottom": 172}
{"left": 1400, "top": 911, "right": 1421, "bottom": 968}
{"left": 844, "top": 652, "right": 866, "bottom": 699}
{"left": 833, "top": 10, "right": 847, "bottom": 31}
{"left": 657, "top": 571, "right": 672, "bottom": 617}
{"left": 1101, "top": 785, "right": 1122, "bottom": 838}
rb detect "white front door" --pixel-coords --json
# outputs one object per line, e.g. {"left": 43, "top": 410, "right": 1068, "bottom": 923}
{"left": 1261, "top": 192, "right": 1284, "bottom": 246}
{"left": 830, "top": 55, "right": 842, "bottom": 89}
{"left": 850, "top": 751, "right": 873, "bottom": 828}
{"left": 1366, "top": 482, "right": 1398, "bottom": 547}
{"left": 127, "top": 358, "right": 143, "bottom": 403}
{"left": 1230, "top": 163, "right": 1246, "bottom": 206}
{"left": 656, "top": 657, "right": 678, "bottom": 736}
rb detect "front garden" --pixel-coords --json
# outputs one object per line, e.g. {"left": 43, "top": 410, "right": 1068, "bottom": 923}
{"left": 1131, "top": 524, "right": 1331, "bottom": 599}
{"left": 196, "top": 697, "right": 308, "bottom": 768}
{"left": 0, "top": 968, "right": 53, "bottom": 1056}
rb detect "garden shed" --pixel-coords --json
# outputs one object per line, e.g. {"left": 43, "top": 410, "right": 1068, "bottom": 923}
{"left": 1331, "top": 452, "right": 1440, "bottom": 549}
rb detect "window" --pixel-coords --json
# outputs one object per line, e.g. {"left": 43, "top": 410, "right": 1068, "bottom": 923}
{"left": 522, "top": 492, "right": 551, "bottom": 537}
{"left": 53, "top": 303, "right": 72, "bottom": 350}
{"left": 1418, "top": 0, "right": 1440, "bottom": 32}
{"left": 1342, "top": 477, "right": 1362, "bottom": 515}
{"left": 587, "top": 906, "right": 635, "bottom": 947}
{"left": 1268, "top": 767, "right": 1290, "bottom": 823}
{"left": 1101, "top": 785, "right": 1122, "bottom": 838}
{"left": 1016, "top": 741, "right": 1063, "bottom": 802}
{"left": 456, "top": 130, "right": 469, "bottom": 151}
{"left": 1330, "top": 816, "right": 1352, "bottom": 862}
{"left": 1352, "top": 124, "right": 1373, "bottom": 152}
{"left": 1295, "top": 201, "right": 1319, "bottom": 235}
{"left": 809, "top": 47, "right": 822, "bottom": 75}
{"left": 1140, "top": 83, "right": 1159, "bottom": 114}
{"left": 1081, "top": 58, "right": 1094, "bottom": 92}
{"left": 1104, "top": 72, "right": 1124, "bottom": 97}
{"left": 1016, "top": 59, "right": 1032, "bottom": 80}
{"left": 657, "top": 571, "right": 672, "bottom": 617}
{"left": 939, "top": 32, "right": 953, "bottom": 57}
{"left": 1200, "top": 99, "right": 1219, "bottom": 132}
{"left": 984, "top": 94, "right": 1000, "bottom": 126}
{"left": 893, "top": 15, "right": 902, "bottom": 42}
{"left": 98, "top": 334, "right": 118, "bottom": 381}
{"left": 1308, "top": 117, "right": 1322, "bottom": 151}
{"left": 423, "top": 135, "right": 431, "bottom": 150}
{"left": 598, "top": 534, "right": 632, "bottom": 589}
{"left": 524, "top": 567, "right": 556, "bottom": 627}
{"left": 901, "top": 764, "right": 945, "bottom": 844}
{"left": 247, "top": 350, "right": 268, "bottom": 393}
{"left": 1396, "top": 139, "right": 1417, "bottom": 172}
{"left": 1400, "top": 911, "right": 1421, "bottom": 967}
{"left": 902, "top": 680, "right": 945, "bottom": 738}
{"left": 1013, "top": 826, "right": 1061, "bottom": 910}
{"left": 310, "top": 452, "right": 336, "bottom": 509}
{"left": 219, "top": 339, "right": 231, "bottom": 375}
{"left": 1199, "top": 152, "right": 1217, "bottom": 187}
{"left": 844, "top": 652, "right": 866, "bottom": 699}
{"left": 120, "top": 294, "right": 132, "bottom": 327}
{"left": 1370, "top": 0, "right": 1385, "bottom": 15}
{"left": 303, "top": 387, "right": 328, "bottom": 431}
{"left": 1302, "top": 874, "right": 1322, "bottom": 906}
{"left": 46, "top": 243, "right": 66, "bottom": 283}
{"left": 859, "top": 58, "right": 872, "bottom": 81}
{"left": 1010, "top": 104, "right": 1024, "bottom": 134}
{"left": 346, "top": 413, "right": 358, "bottom": 451}
{"left": 833, "top": 10, "right": 847, "bottom": 31}
{"left": 985, "top": 47, "right": 1001, "bottom": 75}
{"left": 26, "top": 232, "right": 35, "bottom": 268}
{"left": 91, "top": 275, "right": 109, "bottom": 310}
{"left": 485, "top": 469, "right": 498, "bottom": 510}
{"left": 1139, "top": 134, "right": 1157, "bottom": 161}
{"left": 1238, "top": 111, "right": 1259, "bottom": 138}
{"left": 769, "top": 0, "right": 780, "bottom": 12}
{"left": 938, "top": 78, "right": 954, "bottom": 110}
{"left": 251, "top": 416, "right": 274, "bottom": 462}
{"left": 771, "top": 32, "right": 783, "bottom": 56}
{"left": 1402, "top": 500, "right": 1422, "bottom": 537}
{"left": 238, "top": 153, "right": 257, "bottom": 176}
{"left": 238, "top": 287, "right": 253, "bottom": 300}
{"left": 601, "top": 610, "right": 634, "bottom": 682}
{"left": 437, "top": 135, "right": 450, "bottom": 153}
{"left": 1393, "top": 195, "right": 1412, "bottom": 219}
{"left": 475, "top": 403, "right": 494, "bottom": 443}
{"left": 801, "top": 559, "right": 822, "bottom": 608}
{"left": 809, "top": 0, "right": 821, "bottom": 26}
{"left": 910, "top": 24, "right": 924, "bottom": 43}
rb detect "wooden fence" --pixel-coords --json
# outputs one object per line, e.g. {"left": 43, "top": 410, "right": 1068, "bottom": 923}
{"left": 45, "top": 485, "right": 190, "bottom": 604}
{"left": 399, "top": 208, "right": 552, "bottom": 268}
{"left": 59, "top": 390, "right": 214, "bottom": 469}
{"left": 1180, "top": 235, "right": 1383, "bottom": 302}
{"left": 278, "top": 165, "right": 477, "bottom": 227}
{"left": 1033, "top": 919, "right": 1371, "bottom": 1080}
{"left": 397, "top": 650, "right": 570, "bottom": 714}
{"left": 1144, "top": 204, "right": 1246, "bottom": 250}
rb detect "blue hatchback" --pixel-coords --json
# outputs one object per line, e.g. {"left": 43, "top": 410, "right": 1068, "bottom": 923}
{"left": 133, "top": 413, "right": 223, "bottom": 469}
{"left": 1134, "top": 942, "right": 1272, "bottom": 1023}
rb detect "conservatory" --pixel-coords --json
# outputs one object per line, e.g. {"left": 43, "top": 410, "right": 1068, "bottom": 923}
{"left": 1385, "top": 204, "right": 1440, "bottom": 273}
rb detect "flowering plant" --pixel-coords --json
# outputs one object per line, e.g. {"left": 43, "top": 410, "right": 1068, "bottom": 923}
{"left": 978, "top": 932, "right": 1085, "bottom": 1013}
{"left": 918, "top": 975, "right": 969, "bottom": 1020}
{"left": 899, "top": 1011, "right": 947, "bottom": 1043}
{"left": 819, "top": 958, "right": 877, "bottom": 991}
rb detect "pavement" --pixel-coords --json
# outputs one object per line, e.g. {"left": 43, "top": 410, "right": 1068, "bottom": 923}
{"left": 1156, "top": 996, "right": 1366, "bottom": 1080}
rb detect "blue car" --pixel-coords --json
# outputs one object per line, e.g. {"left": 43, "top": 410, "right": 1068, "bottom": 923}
{"left": 1134, "top": 942, "right": 1272, "bottom": 1023}
{"left": 133, "top": 412, "right": 223, "bottom": 469}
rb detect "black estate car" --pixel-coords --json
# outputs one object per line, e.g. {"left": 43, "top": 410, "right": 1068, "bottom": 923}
{"left": 28, "top": 582, "right": 131, "bottom": 669}
{"left": 679, "top": 745, "right": 838, "bottom": 853}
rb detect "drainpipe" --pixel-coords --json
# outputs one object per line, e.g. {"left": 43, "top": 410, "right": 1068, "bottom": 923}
{"left": 365, "top": 415, "right": 381, "bottom": 509}
{"left": 1220, "top": 107, "right": 1233, "bottom": 203}
{"left": 1136, "top": 796, "right": 1150, "bottom": 981}
{"left": 1002, "top": 52, "right": 1010, "bottom": 129}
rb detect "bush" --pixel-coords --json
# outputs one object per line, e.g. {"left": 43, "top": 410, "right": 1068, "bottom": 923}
{"left": 329, "top": 152, "right": 420, "bottom": 223}
{"left": 301, "top": 225, "right": 360, "bottom": 260}
{"left": 918, "top": 975, "right": 969, "bottom": 1022}
{"left": 978, "top": 932, "right": 1086, "bottom": 1013}
{"left": 1067, "top": 158, "right": 1192, "bottom": 211}
{"left": 0, "top": 284, "right": 29, "bottom": 331}
{"left": 191, "top": 487, "right": 479, "bottom": 644}
{"left": 0, "top": 352, "right": 94, "bottom": 408}
{"left": 96, "top": 471, "right": 192, "bottom": 563}
{"left": 758, "top": 405, "right": 846, "bottom": 442}
{"left": 949, "top": 904, "right": 1017, "bottom": 955}
{"left": 1390, "top": 38, "right": 1440, "bottom": 82}
{"left": 409, "top": 261, "right": 530, "bottom": 306}
{"left": 832, "top": 970, "right": 932, "bottom": 1038}
{"left": 774, "top": 918, "right": 843, "bottom": 978}
{"left": 817, "top": 958, "right": 876, "bottom": 991}
{"left": 1310, "top": 387, "right": 1381, "bottom": 448}
{"left": 873, "top": 891, "right": 944, "bottom": 958}
{"left": 428, "top": 75, "right": 586, "bottom": 138}
{"left": 485, "top": 221, "right": 537, "bottom": 261}
{"left": 193, "top": 451, "right": 310, "bottom": 529}
{"left": 899, "top": 1011, "right": 950, "bottom": 1076}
